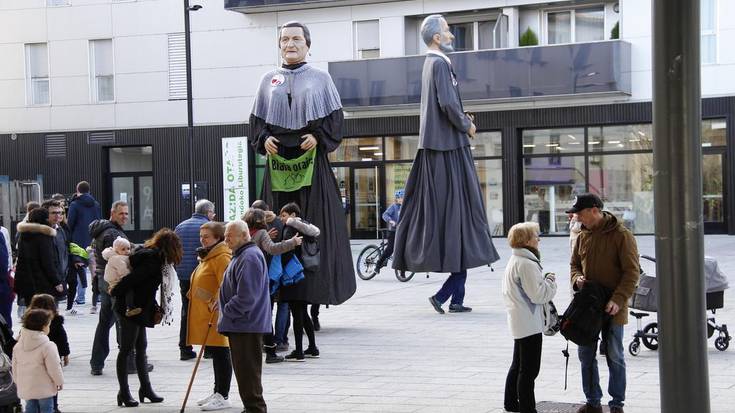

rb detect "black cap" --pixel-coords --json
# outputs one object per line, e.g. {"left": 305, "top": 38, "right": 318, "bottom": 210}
{"left": 565, "top": 193, "right": 603, "bottom": 213}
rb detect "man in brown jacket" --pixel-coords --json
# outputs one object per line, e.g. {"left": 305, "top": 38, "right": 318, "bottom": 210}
{"left": 568, "top": 193, "right": 639, "bottom": 413}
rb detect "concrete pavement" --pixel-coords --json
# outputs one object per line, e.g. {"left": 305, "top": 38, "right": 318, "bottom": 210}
{"left": 16, "top": 235, "right": 735, "bottom": 412}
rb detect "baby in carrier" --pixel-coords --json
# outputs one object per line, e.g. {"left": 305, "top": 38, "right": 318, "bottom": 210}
{"left": 102, "top": 237, "right": 141, "bottom": 317}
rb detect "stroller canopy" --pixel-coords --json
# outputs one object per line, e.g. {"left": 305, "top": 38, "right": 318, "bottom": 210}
{"left": 705, "top": 256, "right": 729, "bottom": 292}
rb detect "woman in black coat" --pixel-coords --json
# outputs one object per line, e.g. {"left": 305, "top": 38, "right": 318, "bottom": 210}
{"left": 14, "top": 208, "right": 63, "bottom": 304}
{"left": 110, "top": 228, "right": 182, "bottom": 407}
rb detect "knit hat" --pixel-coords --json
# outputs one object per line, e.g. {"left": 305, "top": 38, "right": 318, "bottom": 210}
{"left": 113, "top": 236, "right": 130, "bottom": 250}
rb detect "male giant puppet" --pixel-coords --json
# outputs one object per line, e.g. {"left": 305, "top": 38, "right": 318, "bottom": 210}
{"left": 249, "top": 22, "right": 356, "bottom": 309}
{"left": 393, "top": 14, "right": 500, "bottom": 313}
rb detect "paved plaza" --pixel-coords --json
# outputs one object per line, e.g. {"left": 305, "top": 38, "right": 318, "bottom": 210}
{"left": 23, "top": 235, "right": 735, "bottom": 413}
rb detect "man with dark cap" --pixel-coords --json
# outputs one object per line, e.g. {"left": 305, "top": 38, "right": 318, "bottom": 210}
{"left": 567, "top": 193, "right": 639, "bottom": 413}
{"left": 392, "top": 14, "right": 499, "bottom": 314}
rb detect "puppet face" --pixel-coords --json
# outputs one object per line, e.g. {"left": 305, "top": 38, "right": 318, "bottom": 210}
{"left": 280, "top": 26, "right": 309, "bottom": 64}
{"left": 436, "top": 18, "right": 455, "bottom": 53}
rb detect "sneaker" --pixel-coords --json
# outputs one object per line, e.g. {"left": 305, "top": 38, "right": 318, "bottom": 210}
{"left": 89, "top": 306, "right": 97, "bottom": 314}
{"left": 575, "top": 403, "right": 603, "bottom": 413}
{"left": 428, "top": 296, "right": 445, "bottom": 314}
{"left": 196, "top": 393, "right": 215, "bottom": 406}
{"left": 265, "top": 353, "right": 284, "bottom": 364}
{"left": 125, "top": 307, "right": 142, "bottom": 317}
{"left": 75, "top": 299, "right": 85, "bottom": 305}
{"left": 448, "top": 304, "right": 472, "bottom": 313}
{"left": 609, "top": 407, "right": 624, "bottom": 413}
{"left": 304, "top": 347, "right": 320, "bottom": 358}
{"left": 180, "top": 349, "right": 197, "bottom": 361}
{"left": 275, "top": 342, "right": 289, "bottom": 353}
{"left": 90, "top": 368, "right": 102, "bottom": 376}
{"left": 284, "top": 350, "right": 305, "bottom": 362}
{"left": 200, "top": 393, "right": 231, "bottom": 411}
{"left": 65, "top": 309, "right": 80, "bottom": 316}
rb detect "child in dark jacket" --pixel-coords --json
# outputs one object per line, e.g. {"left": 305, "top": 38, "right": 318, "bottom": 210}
{"left": 27, "top": 294, "right": 69, "bottom": 413}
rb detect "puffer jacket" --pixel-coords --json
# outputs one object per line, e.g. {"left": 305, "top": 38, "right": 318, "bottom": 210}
{"left": 570, "top": 212, "right": 640, "bottom": 325}
{"left": 110, "top": 248, "right": 164, "bottom": 328}
{"left": 174, "top": 213, "right": 210, "bottom": 281}
{"left": 14, "top": 222, "right": 61, "bottom": 301}
{"left": 67, "top": 193, "right": 101, "bottom": 248}
{"left": 12, "top": 328, "right": 64, "bottom": 400}
{"left": 88, "top": 219, "right": 127, "bottom": 293}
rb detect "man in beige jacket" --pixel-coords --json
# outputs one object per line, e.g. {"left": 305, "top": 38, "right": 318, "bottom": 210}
{"left": 568, "top": 193, "right": 639, "bottom": 413}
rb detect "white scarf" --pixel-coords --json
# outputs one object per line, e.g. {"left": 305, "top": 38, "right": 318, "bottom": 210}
{"left": 159, "top": 264, "right": 176, "bottom": 326}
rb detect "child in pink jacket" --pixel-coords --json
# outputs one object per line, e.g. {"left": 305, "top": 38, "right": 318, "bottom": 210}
{"left": 12, "top": 309, "right": 64, "bottom": 413}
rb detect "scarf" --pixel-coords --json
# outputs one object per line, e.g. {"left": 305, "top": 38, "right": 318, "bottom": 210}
{"left": 525, "top": 246, "right": 541, "bottom": 260}
{"left": 159, "top": 263, "right": 176, "bottom": 326}
{"left": 251, "top": 64, "right": 342, "bottom": 130}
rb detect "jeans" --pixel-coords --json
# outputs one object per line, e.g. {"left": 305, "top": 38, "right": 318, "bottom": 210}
{"left": 74, "top": 268, "right": 88, "bottom": 303}
{"left": 209, "top": 346, "right": 232, "bottom": 398}
{"left": 578, "top": 323, "right": 626, "bottom": 408}
{"left": 504, "top": 333, "right": 543, "bottom": 413}
{"left": 274, "top": 302, "right": 290, "bottom": 345}
{"left": 24, "top": 397, "right": 54, "bottom": 413}
{"left": 90, "top": 290, "right": 119, "bottom": 370}
{"left": 179, "top": 280, "right": 193, "bottom": 352}
{"left": 434, "top": 270, "right": 467, "bottom": 305}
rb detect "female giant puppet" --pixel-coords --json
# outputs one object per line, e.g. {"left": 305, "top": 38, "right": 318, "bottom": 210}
{"left": 249, "top": 21, "right": 356, "bottom": 306}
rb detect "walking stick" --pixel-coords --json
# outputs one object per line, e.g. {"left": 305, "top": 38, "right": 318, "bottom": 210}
{"left": 180, "top": 308, "right": 218, "bottom": 413}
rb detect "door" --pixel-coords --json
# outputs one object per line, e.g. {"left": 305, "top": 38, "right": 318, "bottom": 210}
{"left": 351, "top": 166, "right": 381, "bottom": 239}
{"left": 703, "top": 151, "right": 727, "bottom": 233}
{"left": 108, "top": 147, "right": 154, "bottom": 243}
{"left": 332, "top": 166, "right": 351, "bottom": 238}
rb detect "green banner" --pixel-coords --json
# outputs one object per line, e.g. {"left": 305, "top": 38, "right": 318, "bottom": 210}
{"left": 268, "top": 148, "right": 316, "bottom": 192}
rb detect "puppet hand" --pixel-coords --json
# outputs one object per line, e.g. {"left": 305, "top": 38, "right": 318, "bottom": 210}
{"left": 265, "top": 136, "right": 280, "bottom": 155}
{"left": 300, "top": 134, "right": 317, "bottom": 150}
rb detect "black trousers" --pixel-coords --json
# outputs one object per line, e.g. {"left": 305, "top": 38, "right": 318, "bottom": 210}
{"left": 504, "top": 333, "right": 543, "bottom": 413}
{"left": 375, "top": 230, "right": 396, "bottom": 270}
{"left": 289, "top": 301, "right": 315, "bottom": 354}
{"left": 229, "top": 333, "right": 266, "bottom": 413}
{"left": 117, "top": 317, "right": 151, "bottom": 393}
{"left": 179, "top": 280, "right": 193, "bottom": 351}
{"left": 208, "top": 345, "right": 232, "bottom": 398}
{"left": 66, "top": 265, "right": 85, "bottom": 310}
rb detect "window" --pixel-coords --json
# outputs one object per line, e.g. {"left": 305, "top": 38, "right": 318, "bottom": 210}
{"left": 46, "top": 0, "right": 70, "bottom": 6}
{"left": 328, "top": 137, "right": 383, "bottom": 162}
{"left": 354, "top": 20, "right": 380, "bottom": 59}
{"left": 702, "top": 118, "right": 726, "bottom": 146}
{"left": 25, "top": 43, "right": 49, "bottom": 105}
{"left": 546, "top": 6, "right": 604, "bottom": 45}
{"left": 523, "top": 155, "right": 586, "bottom": 234}
{"left": 89, "top": 39, "right": 114, "bottom": 103}
{"left": 168, "top": 33, "right": 187, "bottom": 100}
{"left": 701, "top": 0, "right": 717, "bottom": 64}
{"left": 449, "top": 22, "right": 475, "bottom": 51}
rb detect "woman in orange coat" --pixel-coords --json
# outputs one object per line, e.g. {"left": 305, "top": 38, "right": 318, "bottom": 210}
{"left": 186, "top": 221, "right": 233, "bottom": 411}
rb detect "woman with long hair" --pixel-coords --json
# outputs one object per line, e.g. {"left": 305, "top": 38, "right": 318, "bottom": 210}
{"left": 110, "top": 228, "right": 183, "bottom": 407}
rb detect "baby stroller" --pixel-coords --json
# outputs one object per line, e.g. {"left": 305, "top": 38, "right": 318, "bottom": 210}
{"left": 628, "top": 255, "right": 731, "bottom": 356}
{"left": 0, "top": 315, "right": 20, "bottom": 413}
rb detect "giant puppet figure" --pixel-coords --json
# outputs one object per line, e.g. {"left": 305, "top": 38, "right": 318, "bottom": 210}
{"left": 249, "top": 21, "right": 356, "bottom": 307}
{"left": 393, "top": 14, "right": 500, "bottom": 314}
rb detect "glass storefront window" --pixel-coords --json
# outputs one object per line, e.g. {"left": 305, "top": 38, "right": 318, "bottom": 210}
{"left": 702, "top": 118, "right": 726, "bottom": 147}
{"left": 384, "top": 163, "right": 412, "bottom": 204}
{"left": 109, "top": 146, "right": 152, "bottom": 172}
{"left": 522, "top": 128, "right": 584, "bottom": 155}
{"left": 385, "top": 135, "right": 419, "bottom": 160}
{"left": 588, "top": 153, "right": 654, "bottom": 233}
{"left": 523, "top": 156, "right": 586, "bottom": 234}
{"left": 471, "top": 131, "right": 502, "bottom": 157}
{"left": 475, "top": 159, "right": 504, "bottom": 235}
{"left": 589, "top": 124, "right": 653, "bottom": 152}
{"left": 328, "top": 137, "right": 383, "bottom": 162}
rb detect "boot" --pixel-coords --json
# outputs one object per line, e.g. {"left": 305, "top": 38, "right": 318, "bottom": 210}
{"left": 116, "top": 354, "right": 139, "bottom": 407}
{"left": 137, "top": 353, "right": 163, "bottom": 403}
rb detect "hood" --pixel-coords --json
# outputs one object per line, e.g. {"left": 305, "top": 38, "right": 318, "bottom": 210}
{"left": 72, "top": 193, "right": 97, "bottom": 207}
{"left": 17, "top": 222, "right": 56, "bottom": 237}
{"left": 582, "top": 211, "right": 622, "bottom": 234}
{"left": 17, "top": 327, "right": 51, "bottom": 352}
{"left": 101, "top": 246, "right": 116, "bottom": 261}
{"left": 89, "top": 219, "right": 118, "bottom": 239}
{"left": 202, "top": 241, "right": 232, "bottom": 262}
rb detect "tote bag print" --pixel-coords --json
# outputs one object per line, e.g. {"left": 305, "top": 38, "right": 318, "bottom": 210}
{"left": 268, "top": 148, "right": 316, "bottom": 192}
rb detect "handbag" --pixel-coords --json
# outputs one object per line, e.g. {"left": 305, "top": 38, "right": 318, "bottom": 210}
{"left": 542, "top": 300, "right": 561, "bottom": 336}
{"left": 300, "top": 235, "right": 320, "bottom": 272}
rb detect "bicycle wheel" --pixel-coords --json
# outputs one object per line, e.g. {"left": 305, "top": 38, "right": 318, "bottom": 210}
{"left": 394, "top": 269, "right": 416, "bottom": 282}
{"left": 356, "top": 245, "right": 381, "bottom": 280}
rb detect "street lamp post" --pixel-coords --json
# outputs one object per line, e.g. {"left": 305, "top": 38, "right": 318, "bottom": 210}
{"left": 184, "top": 0, "right": 201, "bottom": 213}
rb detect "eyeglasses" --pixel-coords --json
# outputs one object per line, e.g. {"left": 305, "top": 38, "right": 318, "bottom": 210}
{"left": 50, "top": 211, "right": 64, "bottom": 215}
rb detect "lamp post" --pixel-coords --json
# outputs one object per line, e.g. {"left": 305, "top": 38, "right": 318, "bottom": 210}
{"left": 184, "top": 0, "right": 202, "bottom": 213}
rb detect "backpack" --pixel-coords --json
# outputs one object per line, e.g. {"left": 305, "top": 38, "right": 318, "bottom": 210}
{"left": 559, "top": 281, "right": 612, "bottom": 346}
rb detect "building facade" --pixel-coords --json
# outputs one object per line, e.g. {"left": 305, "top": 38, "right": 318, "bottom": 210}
{"left": 0, "top": 0, "right": 733, "bottom": 241}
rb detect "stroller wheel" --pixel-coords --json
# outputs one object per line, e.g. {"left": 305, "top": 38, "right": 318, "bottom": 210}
{"left": 642, "top": 322, "right": 659, "bottom": 350}
{"left": 715, "top": 336, "right": 729, "bottom": 351}
{"left": 628, "top": 340, "right": 640, "bottom": 356}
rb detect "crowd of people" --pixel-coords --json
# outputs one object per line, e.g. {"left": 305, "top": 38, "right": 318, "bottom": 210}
{"left": 0, "top": 16, "right": 642, "bottom": 413}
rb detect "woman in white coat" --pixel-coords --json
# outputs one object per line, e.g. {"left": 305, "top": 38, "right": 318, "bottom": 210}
{"left": 502, "top": 222, "right": 557, "bottom": 413}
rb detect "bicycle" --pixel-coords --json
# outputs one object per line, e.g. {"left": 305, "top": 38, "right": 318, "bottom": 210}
{"left": 356, "top": 230, "right": 415, "bottom": 282}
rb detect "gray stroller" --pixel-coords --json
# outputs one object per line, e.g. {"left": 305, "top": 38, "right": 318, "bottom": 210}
{"left": 628, "top": 255, "right": 732, "bottom": 356}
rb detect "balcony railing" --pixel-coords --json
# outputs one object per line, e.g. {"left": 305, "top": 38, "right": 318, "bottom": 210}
{"left": 328, "top": 40, "right": 632, "bottom": 109}
{"left": 225, "top": 0, "right": 390, "bottom": 13}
